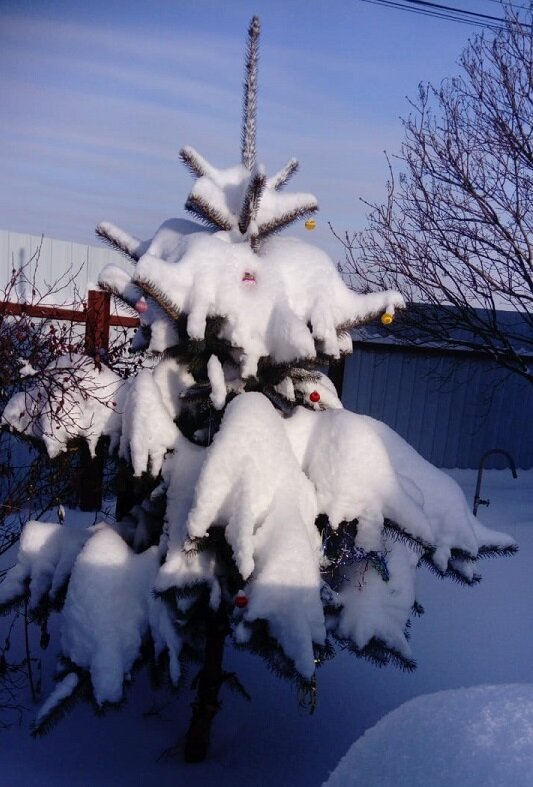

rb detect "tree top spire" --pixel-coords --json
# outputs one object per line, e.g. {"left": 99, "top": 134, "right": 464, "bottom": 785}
{"left": 241, "top": 16, "right": 260, "bottom": 170}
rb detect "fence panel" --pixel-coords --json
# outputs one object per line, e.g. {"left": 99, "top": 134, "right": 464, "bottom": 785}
{"left": 0, "top": 229, "right": 129, "bottom": 303}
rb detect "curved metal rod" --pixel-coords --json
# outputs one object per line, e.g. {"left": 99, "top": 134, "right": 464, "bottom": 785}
{"left": 473, "top": 449, "right": 518, "bottom": 516}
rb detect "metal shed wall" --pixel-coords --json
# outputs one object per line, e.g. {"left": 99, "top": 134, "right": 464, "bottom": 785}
{"left": 341, "top": 344, "right": 533, "bottom": 469}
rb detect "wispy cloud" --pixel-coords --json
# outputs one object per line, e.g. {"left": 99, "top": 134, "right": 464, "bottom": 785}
{"left": 0, "top": 3, "right": 481, "bottom": 257}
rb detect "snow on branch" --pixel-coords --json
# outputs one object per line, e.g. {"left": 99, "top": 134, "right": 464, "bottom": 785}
{"left": 178, "top": 150, "right": 317, "bottom": 240}
{"left": 60, "top": 525, "right": 160, "bottom": 705}
{"left": 132, "top": 273, "right": 183, "bottom": 322}
{"left": 1, "top": 354, "right": 126, "bottom": 459}
{"left": 119, "top": 369, "right": 179, "bottom": 477}
{"left": 179, "top": 146, "right": 212, "bottom": 179}
{"left": 95, "top": 222, "right": 145, "bottom": 262}
{"left": 127, "top": 231, "right": 405, "bottom": 375}
{"left": 241, "top": 16, "right": 260, "bottom": 170}
{"left": 267, "top": 158, "right": 299, "bottom": 191}
{"left": 238, "top": 166, "right": 266, "bottom": 236}
{"left": 1, "top": 388, "right": 517, "bottom": 704}
{"left": 0, "top": 520, "right": 90, "bottom": 612}
{"left": 256, "top": 200, "right": 318, "bottom": 240}
{"left": 98, "top": 264, "right": 144, "bottom": 310}
{"left": 185, "top": 393, "right": 325, "bottom": 677}
{"left": 184, "top": 193, "right": 234, "bottom": 231}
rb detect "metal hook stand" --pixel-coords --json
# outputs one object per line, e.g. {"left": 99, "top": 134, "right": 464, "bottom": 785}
{"left": 473, "top": 449, "right": 518, "bottom": 516}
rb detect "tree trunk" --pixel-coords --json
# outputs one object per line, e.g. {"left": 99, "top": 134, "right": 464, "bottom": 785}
{"left": 78, "top": 437, "right": 106, "bottom": 511}
{"left": 184, "top": 609, "right": 229, "bottom": 763}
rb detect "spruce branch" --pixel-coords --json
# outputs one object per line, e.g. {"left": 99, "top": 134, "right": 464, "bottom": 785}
{"left": 267, "top": 158, "right": 299, "bottom": 191}
{"left": 344, "top": 636, "right": 417, "bottom": 672}
{"left": 261, "top": 387, "right": 295, "bottom": 415}
{"left": 383, "top": 519, "right": 433, "bottom": 555}
{"left": 449, "top": 546, "right": 479, "bottom": 562}
{"left": 411, "top": 600, "right": 425, "bottom": 617}
{"left": 130, "top": 325, "right": 151, "bottom": 353}
{"left": 289, "top": 367, "right": 322, "bottom": 383}
{"left": 185, "top": 195, "right": 233, "bottom": 231}
{"left": 0, "top": 594, "right": 26, "bottom": 618}
{"left": 336, "top": 328, "right": 352, "bottom": 344}
{"left": 241, "top": 16, "right": 260, "bottom": 170}
{"left": 257, "top": 202, "right": 318, "bottom": 239}
{"left": 419, "top": 554, "right": 482, "bottom": 586}
{"left": 223, "top": 672, "right": 252, "bottom": 702}
{"left": 31, "top": 671, "right": 90, "bottom": 738}
{"left": 97, "top": 280, "right": 142, "bottom": 314}
{"left": 132, "top": 276, "right": 182, "bottom": 321}
{"left": 477, "top": 543, "right": 518, "bottom": 558}
{"left": 238, "top": 168, "right": 266, "bottom": 235}
{"left": 235, "top": 620, "right": 309, "bottom": 684}
{"left": 95, "top": 223, "right": 142, "bottom": 262}
{"left": 179, "top": 146, "right": 209, "bottom": 179}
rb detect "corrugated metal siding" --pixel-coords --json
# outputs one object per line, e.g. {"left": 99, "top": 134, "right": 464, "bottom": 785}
{"left": 342, "top": 345, "right": 533, "bottom": 469}
{"left": 0, "top": 229, "right": 129, "bottom": 303}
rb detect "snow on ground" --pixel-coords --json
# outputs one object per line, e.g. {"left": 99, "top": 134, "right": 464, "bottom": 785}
{"left": 1, "top": 468, "right": 532, "bottom": 787}
{"left": 323, "top": 684, "right": 533, "bottom": 787}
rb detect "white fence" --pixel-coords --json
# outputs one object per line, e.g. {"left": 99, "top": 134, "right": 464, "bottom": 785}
{"left": 0, "top": 229, "right": 129, "bottom": 303}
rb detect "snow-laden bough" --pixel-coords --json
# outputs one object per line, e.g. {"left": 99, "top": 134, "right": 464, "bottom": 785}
{"left": 0, "top": 15, "right": 517, "bottom": 754}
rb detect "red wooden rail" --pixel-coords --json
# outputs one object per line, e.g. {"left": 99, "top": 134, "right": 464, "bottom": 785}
{"left": 1, "top": 290, "right": 139, "bottom": 356}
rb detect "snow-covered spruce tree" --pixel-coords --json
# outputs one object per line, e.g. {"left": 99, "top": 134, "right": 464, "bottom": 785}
{"left": 0, "top": 17, "right": 517, "bottom": 762}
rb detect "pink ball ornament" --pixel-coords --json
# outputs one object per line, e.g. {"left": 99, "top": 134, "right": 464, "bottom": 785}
{"left": 135, "top": 298, "right": 149, "bottom": 314}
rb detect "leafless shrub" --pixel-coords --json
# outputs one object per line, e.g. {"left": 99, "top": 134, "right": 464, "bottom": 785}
{"left": 335, "top": 4, "right": 532, "bottom": 382}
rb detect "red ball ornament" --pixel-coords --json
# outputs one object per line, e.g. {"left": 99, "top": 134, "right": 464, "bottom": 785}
{"left": 135, "top": 298, "right": 148, "bottom": 314}
{"left": 234, "top": 594, "right": 248, "bottom": 609}
{"left": 309, "top": 390, "right": 321, "bottom": 403}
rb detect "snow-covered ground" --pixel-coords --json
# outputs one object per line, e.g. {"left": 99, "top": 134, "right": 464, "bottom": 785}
{"left": 323, "top": 684, "right": 533, "bottom": 786}
{"left": 1, "top": 468, "right": 532, "bottom": 786}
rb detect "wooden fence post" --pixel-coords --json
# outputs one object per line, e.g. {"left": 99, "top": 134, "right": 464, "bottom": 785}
{"left": 79, "top": 290, "right": 112, "bottom": 510}
{"left": 85, "top": 290, "right": 111, "bottom": 358}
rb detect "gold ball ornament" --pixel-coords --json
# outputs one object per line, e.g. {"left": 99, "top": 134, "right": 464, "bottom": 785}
{"left": 305, "top": 219, "right": 316, "bottom": 230}
{"left": 381, "top": 312, "right": 394, "bottom": 326}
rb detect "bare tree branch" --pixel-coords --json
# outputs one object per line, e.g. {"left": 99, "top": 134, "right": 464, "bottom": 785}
{"left": 336, "top": 4, "right": 532, "bottom": 383}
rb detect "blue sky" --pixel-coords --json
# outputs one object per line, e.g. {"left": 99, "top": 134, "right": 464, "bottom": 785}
{"left": 0, "top": 0, "right": 507, "bottom": 259}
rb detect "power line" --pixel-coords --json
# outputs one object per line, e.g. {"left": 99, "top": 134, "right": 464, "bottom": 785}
{"left": 486, "top": 0, "right": 526, "bottom": 9}
{"left": 360, "top": 0, "right": 508, "bottom": 30}
{"left": 360, "top": 0, "right": 506, "bottom": 28}
{"left": 400, "top": 0, "right": 506, "bottom": 23}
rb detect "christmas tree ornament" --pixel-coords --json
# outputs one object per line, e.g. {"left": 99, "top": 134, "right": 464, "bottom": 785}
{"left": 234, "top": 593, "right": 248, "bottom": 608}
{"left": 305, "top": 219, "right": 316, "bottom": 230}
{"left": 381, "top": 311, "right": 394, "bottom": 326}
{"left": 309, "top": 390, "right": 321, "bottom": 403}
{"left": 135, "top": 298, "right": 149, "bottom": 314}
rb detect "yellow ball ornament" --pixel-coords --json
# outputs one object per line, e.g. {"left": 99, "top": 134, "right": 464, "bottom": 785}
{"left": 305, "top": 219, "right": 316, "bottom": 230}
{"left": 381, "top": 312, "right": 394, "bottom": 326}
